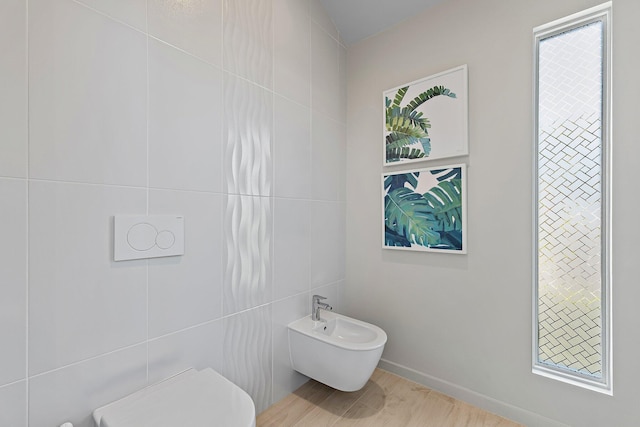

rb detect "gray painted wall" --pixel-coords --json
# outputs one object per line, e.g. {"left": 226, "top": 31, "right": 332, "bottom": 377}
{"left": 345, "top": 0, "right": 640, "bottom": 425}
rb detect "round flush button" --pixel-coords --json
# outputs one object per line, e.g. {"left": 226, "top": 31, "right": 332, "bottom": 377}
{"left": 156, "top": 230, "right": 176, "bottom": 249}
{"left": 127, "top": 223, "right": 157, "bottom": 251}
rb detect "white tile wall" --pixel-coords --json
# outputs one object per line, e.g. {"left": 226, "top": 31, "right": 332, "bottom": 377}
{"left": 28, "top": 0, "right": 147, "bottom": 186}
{"left": 274, "top": 95, "right": 312, "bottom": 199}
{"left": 147, "top": 0, "right": 223, "bottom": 67}
{"left": 272, "top": 294, "right": 309, "bottom": 403}
{"left": 223, "top": 304, "right": 272, "bottom": 414}
{"left": 339, "top": 44, "right": 348, "bottom": 125}
{"left": 311, "top": 21, "right": 341, "bottom": 123}
{"left": 337, "top": 121, "right": 348, "bottom": 201}
{"left": 274, "top": 0, "right": 311, "bottom": 107}
{"left": 74, "top": 0, "right": 147, "bottom": 31}
{"left": 148, "top": 320, "right": 224, "bottom": 385}
{"left": 28, "top": 182, "right": 148, "bottom": 375}
{"left": 0, "top": 381, "right": 26, "bottom": 427}
{"left": 0, "top": 0, "right": 345, "bottom": 424}
{"left": 311, "top": 201, "right": 346, "bottom": 288}
{"left": 0, "top": 0, "right": 27, "bottom": 178}
{"left": 28, "top": 345, "right": 147, "bottom": 427}
{"left": 148, "top": 38, "right": 224, "bottom": 193}
{"left": 223, "top": 74, "right": 273, "bottom": 197}
{"left": 148, "top": 189, "right": 223, "bottom": 337}
{"left": 223, "top": 195, "right": 273, "bottom": 314}
{"left": 312, "top": 112, "right": 345, "bottom": 201}
{"left": 223, "top": 0, "right": 274, "bottom": 88}
{"left": 273, "top": 198, "right": 310, "bottom": 300}
{"left": 309, "top": 0, "right": 339, "bottom": 41}
{"left": 0, "top": 179, "right": 26, "bottom": 385}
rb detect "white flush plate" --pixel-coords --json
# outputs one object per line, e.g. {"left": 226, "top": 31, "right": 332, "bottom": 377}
{"left": 114, "top": 215, "right": 184, "bottom": 261}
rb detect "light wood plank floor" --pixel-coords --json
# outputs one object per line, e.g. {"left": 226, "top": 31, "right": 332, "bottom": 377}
{"left": 257, "top": 369, "right": 523, "bottom": 427}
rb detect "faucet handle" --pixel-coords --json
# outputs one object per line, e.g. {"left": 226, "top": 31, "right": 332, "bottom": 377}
{"left": 312, "top": 294, "right": 326, "bottom": 301}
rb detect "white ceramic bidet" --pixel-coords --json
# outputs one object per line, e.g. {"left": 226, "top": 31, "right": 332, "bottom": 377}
{"left": 288, "top": 310, "right": 387, "bottom": 392}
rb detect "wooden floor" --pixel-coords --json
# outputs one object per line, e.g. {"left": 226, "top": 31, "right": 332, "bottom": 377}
{"left": 257, "top": 369, "right": 523, "bottom": 427}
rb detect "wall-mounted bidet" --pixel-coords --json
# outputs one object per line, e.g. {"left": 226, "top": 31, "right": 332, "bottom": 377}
{"left": 288, "top": 296, "right": 387, "bottom": 392}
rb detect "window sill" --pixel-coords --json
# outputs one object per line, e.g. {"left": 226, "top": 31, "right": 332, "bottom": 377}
{"left": 532, "top": 365, "right": 612, "bottom": 396}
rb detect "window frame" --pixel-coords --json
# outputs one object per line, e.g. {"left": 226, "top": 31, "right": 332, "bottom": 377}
{"left": 532, "top": 2, "right": 613, "bottom": 395}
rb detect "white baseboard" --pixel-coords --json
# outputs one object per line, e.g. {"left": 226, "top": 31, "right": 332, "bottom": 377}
{"left": 377, "top": 359, "right": 569, "bottom": 427}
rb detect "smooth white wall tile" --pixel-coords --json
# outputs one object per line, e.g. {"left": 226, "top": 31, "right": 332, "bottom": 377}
{"left": 0, "top": 381, "right": 26, "bottom": 427}
{"left": 272, "top": 293, "right": 309, "bottom": 404}
{"left": 274, "top": 95, "right": 311, "bottom": 199}
{"left": 148, "top": 39, "right": 223, "bottom": 193}
{"left": 273, "top": 198, "right": 310, "bottom": 300}
{"left": 337, "top": 122, "right": 347, "bottom": 202}
{"left": 0, "top": 179, "right": 26, "bottom": 386}
{"left": 223, "top": 0, "right": 273, "bottom": 88}
{"left": 29, "top": 0, "right": 147, "bottom": 186}
{"left": 0, "top": 0, "right": 26, "bottom": 178}
{"left": 311, "top": 113, "right": 342, "bottom": 201}
{"left": 28, "top": 182, "right": 147, "bottom": 375}
{"left": 29, "top": 344, "right": 147, "bottom": 427}
{"left": 310, "top": 201, "right": 345, "bottom": 288}
{"left": 274, "top": 0, "right": 310, "bottom": 107}
{"left": 224, "top": 74, "right": 273, "bottom": 197}
{"left": 309, "top": 0, "right": 339, "bottom": 40}
{"left": 339, "top": 44, "right": 348, "bottom": 125}
{"left": 148, "top": 320, "right": 223, "bottom": 385}
{"left": 335, "top": 279, "right": 345, "bottom": 313}
{"left": 223, "top": 195, "right": 272, "bottom": 314}
{"left": 148, "top": 189, "right": 223, "bottom": 337}
{"left": 75, "top": 0, "right": 147, "bottom": 31}
{"left": 148, "top": 0, "right": 223, "bottom": 67}
{"left": 311, "top": 22, "right": 340, "bottom": 122}
{"left": 223, "top": 305, "right": 272, "bottom": 414}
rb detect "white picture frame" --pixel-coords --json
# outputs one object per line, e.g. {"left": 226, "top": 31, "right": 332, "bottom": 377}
{"left": 382, "top": 164, "right": 467, "bottom": 253}
{"left": 383, "top": 65, "right": 468, "bottom": 166}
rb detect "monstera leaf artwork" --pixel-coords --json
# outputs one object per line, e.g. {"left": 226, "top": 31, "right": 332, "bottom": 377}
{"left": 383, "top": 165, "right": 466, "bottom": 253}
{"left": 383, "top": 65, "right": 468, "bottom": 165}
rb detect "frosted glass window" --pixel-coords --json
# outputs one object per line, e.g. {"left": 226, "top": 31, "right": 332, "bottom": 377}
{"left": 533, "top": 3, "right": 611, "bottom": 393}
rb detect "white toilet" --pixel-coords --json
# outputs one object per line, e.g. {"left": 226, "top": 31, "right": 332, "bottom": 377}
{"left": 92, "top": 368, "right": 255, "bottom": 427}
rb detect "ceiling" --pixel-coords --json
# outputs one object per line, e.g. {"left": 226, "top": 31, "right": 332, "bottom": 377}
{"left": 319, "top": 0, "right": 446, "bottom": 45}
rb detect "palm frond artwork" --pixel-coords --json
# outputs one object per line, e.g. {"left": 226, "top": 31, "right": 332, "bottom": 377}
{"left": 383, "top": 65, "right": 468, "bottom": 165}
{"left": 382, "top": 165, "right": 466, "bottom": 253}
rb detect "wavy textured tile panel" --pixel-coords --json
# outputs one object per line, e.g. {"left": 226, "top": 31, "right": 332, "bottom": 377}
{"left": 223, "top": 305, "right": 272, "bottom": 413}
{"left": 224, "top": 74, "right": 273, "bottom": 196}
{"left": 223, "top": 195, "right": 272, "bottom": 314}
{"left": 223, "top": 0, "right": 273, "bottom": 88}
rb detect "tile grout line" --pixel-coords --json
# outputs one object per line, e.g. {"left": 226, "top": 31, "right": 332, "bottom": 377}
{"left": 269, "top": 0, "right": 276, "bottom": 409}
{"left": 308, "top": 0, "right": 314, "bottom": 299}
{"left": 25, "top": 0, "right": 30, "bottom": 424}
{"left": 144, "top": 0, "right": 150, "bottom": 387}
{"left": 219, "top": 0, "right": 226, "bottom": 382}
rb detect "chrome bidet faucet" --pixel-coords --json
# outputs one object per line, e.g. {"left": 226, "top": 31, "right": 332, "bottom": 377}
{"left": 311, "top": 295, "right": 332, "bottom": 321}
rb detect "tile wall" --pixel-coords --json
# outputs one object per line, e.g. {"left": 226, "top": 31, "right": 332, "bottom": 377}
{"left": 0, "top": 0, "right": 346, "bottom": 425}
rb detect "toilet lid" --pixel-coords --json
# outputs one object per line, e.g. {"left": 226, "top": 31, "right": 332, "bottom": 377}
{"left": 93, "top": 368, "right": 255, "bottom": 427}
